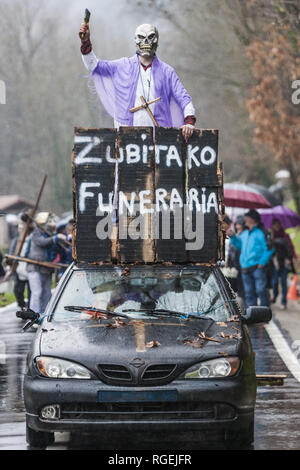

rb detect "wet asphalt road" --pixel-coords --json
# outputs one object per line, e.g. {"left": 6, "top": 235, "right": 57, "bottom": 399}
{"left": 0, "top": 303, "right": 299, "bottom": 451}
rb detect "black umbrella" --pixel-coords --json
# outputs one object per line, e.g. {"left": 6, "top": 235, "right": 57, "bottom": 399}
{"left": 248, "top": 184, "right": 281, "bottom": 207}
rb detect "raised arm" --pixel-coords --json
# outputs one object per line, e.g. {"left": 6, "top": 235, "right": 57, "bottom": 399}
{"left": 79, "top": 22, "right": 98, "bottom": 72}
{"left": 78, "top": 22, "right": 118, "bottom": 76}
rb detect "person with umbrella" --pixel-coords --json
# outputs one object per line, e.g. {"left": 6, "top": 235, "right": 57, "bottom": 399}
{"left": 270, "top": 218, "right": 296, "bottom": 310}
{"left": 227, "top": 209, "right": 274, "bottom": 309}
{"left": 226, "top": 215, "right": 246, "bottom": 303}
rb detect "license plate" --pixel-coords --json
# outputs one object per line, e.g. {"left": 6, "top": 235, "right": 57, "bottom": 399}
{"left": 98, "top": 390, "right": 178, "bottom": 403}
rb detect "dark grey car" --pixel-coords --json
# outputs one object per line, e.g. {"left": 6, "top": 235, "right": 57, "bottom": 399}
{"left": 21, "top": 263, "right": 271, "bottom": 448}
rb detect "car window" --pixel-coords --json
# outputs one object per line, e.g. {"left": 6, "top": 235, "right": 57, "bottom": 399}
{"left": 52, "top": 267, "right": 230, "bottom": 322}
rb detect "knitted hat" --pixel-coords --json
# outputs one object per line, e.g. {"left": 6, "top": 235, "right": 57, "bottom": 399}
{"left": 235, "top": 215, "right": 245, "bottom": 225}
{"left": 244, "top": 209, "right": 261, "bottom": 224}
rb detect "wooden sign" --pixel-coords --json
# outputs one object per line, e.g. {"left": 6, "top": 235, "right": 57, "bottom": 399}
{"left": 72, "top": 127, "right": 224, "bottom": 265}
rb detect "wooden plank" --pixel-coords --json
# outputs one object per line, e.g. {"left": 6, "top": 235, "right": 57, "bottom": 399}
{"left": 72, "top": 127, "right": 117, "bottom": 263}
{"left": 155, "top": 127, "right": 187, "bottom": 263}
{"left": 117, "top": 127, "right": 155, "bottom": 263}
{"left": 256, "top": 374, "right": 286, "bottom": 386}
{"left": 187, "top": 129, "right": 219, "bottom": 186}
{"left": 5, "top": 254, "right": 68, "bottom": 270}
{"left": 186, "top": 130, "right": 220, "bottom": 263}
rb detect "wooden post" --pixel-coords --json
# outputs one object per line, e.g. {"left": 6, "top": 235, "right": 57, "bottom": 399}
{"left": 5, "top": 254, "right": 68, "bottom": 270}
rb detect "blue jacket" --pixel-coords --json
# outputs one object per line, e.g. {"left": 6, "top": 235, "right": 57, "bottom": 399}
{"left": 230, "top": 226, "right": 274, "bottom": 269}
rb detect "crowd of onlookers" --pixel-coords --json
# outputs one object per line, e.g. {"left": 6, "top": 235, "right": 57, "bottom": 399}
{"left": 4, "top": 212, "right": 73, "bottom": 313}
{"left": 224, "top": 209, "right": 297, "bottom": 311}
{"left": 0, "top": 208, "right": 298, "bottom": 315}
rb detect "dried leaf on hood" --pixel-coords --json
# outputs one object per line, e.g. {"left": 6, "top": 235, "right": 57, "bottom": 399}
{"left": 226, "top": 315, "right": 240, "bottom": 322}
{"left": 105, "top": 318, "right": 127, "bottom": 329}
{"left": 114, "top": 317, "right": 127, "bottom": 327}
{"left": 216, "top": 322, "right": 228, "bottom": 327}
{"left": 231, "top": 326, "right": 240, "bottom": 333}
{"left": 220, "top": 331, "right": 241, "bottom": 340}
{"left": 146, "top": 340, "right": 160, "bottom": 348}
{"left": 199, "top": 332, "right": 221, "bottom": 343}
{"left": 121, "top": 267, "right": 131, "bottom": 277}
{"left": 220, "top": 331, "right": 231, "bottom": 339}
{"left": 218, "top": 351, "right": 229, "bottom": 357}
{"left": 83, "top": 310, "right": 105, "bottom": 321}
{"left": 182, "top": 338, "right": 203, "bottom": 348}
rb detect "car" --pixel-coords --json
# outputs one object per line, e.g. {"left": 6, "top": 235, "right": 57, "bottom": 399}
{"left": 20, "top": 262, "right": 271, "bottom": 448}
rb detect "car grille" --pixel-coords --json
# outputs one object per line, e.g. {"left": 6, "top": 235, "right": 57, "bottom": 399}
{"left": 97, "top": 363, "right": 177, "bottom": 386}
{"left": 142, "top": 364, "right": 176, "bottom": 382}
{"left": 98, "top": 364, "right": 132, "bottom": 383}
{"left": 59, "top": 402, "right": 221, "bottom": 422}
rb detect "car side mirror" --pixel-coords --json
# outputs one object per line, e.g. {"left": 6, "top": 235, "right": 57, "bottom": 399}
{"left": 242, "top": 306, "right": 272, "bottom": 325}
{"left": 16, "top": 308, "right": 40, "bottom": 331}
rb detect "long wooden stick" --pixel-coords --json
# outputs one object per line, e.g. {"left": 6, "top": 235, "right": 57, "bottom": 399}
{"left": 10, "top": 175, "right": 47, "bottom": 275}
{"left": 5, "top": 254, "right": 68, "bottom": 270}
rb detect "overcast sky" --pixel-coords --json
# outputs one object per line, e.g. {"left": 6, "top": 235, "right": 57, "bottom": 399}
{"left": 42, "top": 0, "right": 174, "bottom": 60}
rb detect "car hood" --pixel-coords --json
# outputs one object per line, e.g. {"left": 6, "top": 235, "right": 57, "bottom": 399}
{"left": 39, "top": 316, "right": 243, "bottom": 370}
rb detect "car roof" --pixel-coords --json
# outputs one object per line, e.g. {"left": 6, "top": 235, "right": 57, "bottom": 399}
{"left": 72, "top": 262, "right": 216, "bottom": 271}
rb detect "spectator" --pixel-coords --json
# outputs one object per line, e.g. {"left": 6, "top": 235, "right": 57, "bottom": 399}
{"left": 222, "top": 214, "right": 232, "bottom": 263}
{"left": 64, "top": 219, "right": 74, "bottom": 265}
{"left": 57, "top": 219, "right": 74, "bottom": 282}
{"left": 270, "top": 218, "right": 296, "bottom": 310}
{"left": 8, "top": 220, "right": 33, "bottom": 310}
{"left": 227, "top": 215, "right": 245, "bottom": 302}
{"left": 26, "top": 212, "right": 66, "bottom": 313}
{"left": 227, "top": 209, "right": 274, "bottom": 309}
{"left": 0, "top": 251, "right": 5, "bottom": 278}
{"left": 54, "top": 218, "right": 74, "bottom": 282}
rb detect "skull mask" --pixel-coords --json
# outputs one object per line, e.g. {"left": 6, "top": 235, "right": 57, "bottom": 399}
{"left": 135, "top": 24, "right": 159, "bottom": 58}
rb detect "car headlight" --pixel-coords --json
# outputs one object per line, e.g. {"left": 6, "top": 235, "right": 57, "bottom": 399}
{"left": 179, "top": 357, "right": 240, "bottom": 379}
{"left": 36, "top": 356, "right": 92, "bottom": 379}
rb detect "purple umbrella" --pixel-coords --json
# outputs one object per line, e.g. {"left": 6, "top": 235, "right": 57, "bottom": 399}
{"left": 257, "top": 205, "right": 300, "bottom": 229}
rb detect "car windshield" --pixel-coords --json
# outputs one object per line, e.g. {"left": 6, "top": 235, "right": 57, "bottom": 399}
{"left": 52, "top": 266, "right": 231, "bottom": 323}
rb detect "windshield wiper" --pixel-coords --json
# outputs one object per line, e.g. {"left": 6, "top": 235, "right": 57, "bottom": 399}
{"left": 122, "top": 308, "right": 207, "bottom": 320}
{"left": 64, "top": 305, "right": 130, "bottom": 320}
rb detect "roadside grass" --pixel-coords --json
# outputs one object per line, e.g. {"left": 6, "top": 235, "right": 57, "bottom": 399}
{"left": 0, "top": 286, "right": 30, "bottom": 307}
{"left": 0, "top": 291, "right": 18, "bottom": 307}
{"left": 0, "top": 278, "right": 57, "bottom": 308}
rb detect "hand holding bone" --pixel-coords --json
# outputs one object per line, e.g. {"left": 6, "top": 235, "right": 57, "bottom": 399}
{"left": 79, "top": 23, "right": 90, "bottom": 43}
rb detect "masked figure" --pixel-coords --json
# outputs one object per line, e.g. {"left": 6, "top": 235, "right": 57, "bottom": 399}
{"left": 79, "top": 23, "right": 196, "bottom": 139}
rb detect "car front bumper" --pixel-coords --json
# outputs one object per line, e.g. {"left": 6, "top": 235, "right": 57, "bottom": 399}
{"left": 24, "top": 373, "right": 256, "bottom": 437}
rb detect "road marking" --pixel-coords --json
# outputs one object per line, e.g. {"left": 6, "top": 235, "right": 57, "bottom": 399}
{"left": 0, "top": 341, "right": 5, "bottom": 364}
{"left": 265, "top": 320, "right": 300, "bottom": 383}
{"left": 0, "top": 354, "right": 25, "bottom": 364}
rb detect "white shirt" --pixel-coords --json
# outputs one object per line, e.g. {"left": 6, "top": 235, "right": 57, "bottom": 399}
{"left": 82, "top": 51, "right": 195, "bottom": 128}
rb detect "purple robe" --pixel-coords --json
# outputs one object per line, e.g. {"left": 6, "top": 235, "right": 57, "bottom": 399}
{"left": 91, "top": 54, "right": 192, "bottom": 127}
